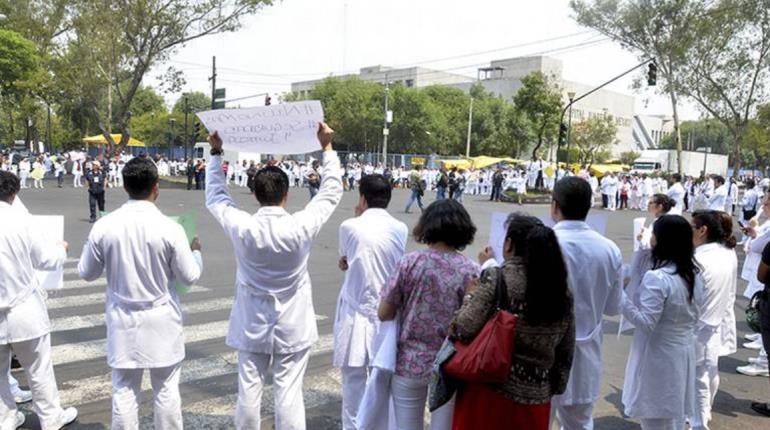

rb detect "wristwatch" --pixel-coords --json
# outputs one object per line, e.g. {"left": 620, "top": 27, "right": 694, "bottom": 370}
{"left": 210, "top": 148, "right": 223, "bottom": 156}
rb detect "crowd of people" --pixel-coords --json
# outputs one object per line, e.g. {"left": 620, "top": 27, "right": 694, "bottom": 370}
{"left": 2, "top": 129, "right": 770, "bottom": 430}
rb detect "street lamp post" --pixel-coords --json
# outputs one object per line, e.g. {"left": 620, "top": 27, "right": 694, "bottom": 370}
{"left": 465, "top": 96, "right": 474, "bottom": 158}
{"left": 183, "top": 95, "right": 189, "bottom": 160}
{"left": 169, "top": 118, "right": 176, "bottom": 159}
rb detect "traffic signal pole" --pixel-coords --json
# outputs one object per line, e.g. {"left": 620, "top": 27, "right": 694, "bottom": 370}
{"left": 555, "top": 58, "right": 655, "bottom": 180}
{"left": 209, "top": 56, "right": 217, "bottom": 110}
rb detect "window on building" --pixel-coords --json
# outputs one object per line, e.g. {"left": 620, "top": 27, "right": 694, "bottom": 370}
{"left": 405, "top": 79, "right": 414, "bottom": 87}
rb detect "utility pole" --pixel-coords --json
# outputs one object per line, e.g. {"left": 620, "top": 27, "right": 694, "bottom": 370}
{"left": 465, "top": 97, "right": 473, "bottom": 158}
{"left": 382, "top": 79, "right": 390, "bottom": 166}
{"left": 209, "top": 56, "right": 217, "bottom": 110}
{"left": 183, "top": 95, "right": 189, "bottom": 160}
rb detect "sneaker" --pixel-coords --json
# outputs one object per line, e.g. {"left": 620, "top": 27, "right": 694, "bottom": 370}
{"left": 748, "top": 356, "right": 769, "bottom": 366}
{"left": 746, "top": 333, "right": 762, "bottom": 341}
{"left": 12, "top": 389, "right": 32, "bottom": 404}
{"left": 737, "top": 362, "right": 770, "bottom": 377}
{"left": 48, "top": 407, "right": 77, "bottom": 429}
{"left": 744, "top": 338, "right": 764, "bottom": 350}
{"left": 751, "top": 402, "right": 770, "bottom": 417}
{"left": 13, "top": 411, "right": 24, "bottom": 429}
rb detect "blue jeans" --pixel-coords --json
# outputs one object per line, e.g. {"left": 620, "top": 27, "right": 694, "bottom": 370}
{"left": 436, "top": 186, "right": 446, "bottom": 200}
{"left": 405, "top": 190, "right": 424, "bottom": 212}
{"left": 453, "top": 189, "right": 464, "bottom": 203}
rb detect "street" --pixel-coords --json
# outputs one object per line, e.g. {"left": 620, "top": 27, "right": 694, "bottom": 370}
{"left": 12, "top": 179, "right": 769, "bottom": 430}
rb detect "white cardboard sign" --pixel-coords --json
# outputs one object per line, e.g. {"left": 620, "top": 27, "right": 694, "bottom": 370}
{"left": 33, "top": 215, "right": 65, "bottom": 290}
{"left": 196, "top": 101, "right": 324, "bottom": 155}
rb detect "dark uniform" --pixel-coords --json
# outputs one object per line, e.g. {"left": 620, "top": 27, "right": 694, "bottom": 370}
{"left": 85, "top": 169, "right": 106, "bottom": 222}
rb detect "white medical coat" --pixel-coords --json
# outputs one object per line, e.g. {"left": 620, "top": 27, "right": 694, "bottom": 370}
{"left": 78, "top": 200, "right": 203, "bottom": 368}
{"left": 206, "top": 151, "right": 343, "bottom": 354}
{"left": 0, "top": 201, "right": 66, "bottom": 345}
{"left": 553, "top": 220, "right": 623, "bottom": 405}
{"left": 708, "top": 185, "right": 727, "bottom": 211}
{"left": 694, "top": 243, "right": 737, "bottom": 356}
{"left": 334, "top": 209, "right": 407, "bottom": 368}
{"left": 666, "top": 182, "right": 686, "bottom": 215}
{"left": 621, "top": 267, "right": 702, "bottom": 419}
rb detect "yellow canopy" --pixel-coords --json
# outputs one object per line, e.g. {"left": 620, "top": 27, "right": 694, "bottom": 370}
{"left": 83, "top": 134, "right": 145, "bottom": 147}
{"left": 436, "top": 159, "right": 472, "bottom": 169}
{"left": 590, "top": 164, "right": 629, "bottom": 176}
{"left": 469, "top": 156, "right": 503, "bottom": 168}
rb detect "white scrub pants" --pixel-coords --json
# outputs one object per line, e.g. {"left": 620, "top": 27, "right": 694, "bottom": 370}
{"left": 640, "top": 417, "right": 685, "bottom": 430}
{"left": 555, "top": 402, "right": 594, "bottom": 430}
{"left": 235, "top": 348, "right": 310, "bottom": 430}
{"left": 607, "top": 191, "right": 617, "bottom": 210}
{"left": 19, "top": 172, "right": 29, "bottom": 189}
{"left": 341, "top": 366, "right": 367, "bottom": 430}
{"left": 111, "top": 364, "right": 182, "bottom": 430}
{"left": 690, "top": 326, "right": 721, "bottom": 430}
{"left": 239, "top": 174, "right": 248, "bottom": 187}
{"left": 0, "top": 334, "right": 67, "bottom": 430}
{"left": 390, "top": 374, "right": 454, "bottom": 430}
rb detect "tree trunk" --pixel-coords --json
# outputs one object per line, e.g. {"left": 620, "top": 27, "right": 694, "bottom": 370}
{"left": 732, "top": 128, "right": 743, "bottom": 176}
{"left": 531, "top": 123, "right": 546, "bottom": 159}
{"left": 668, "top": 90, "right": 683, "bottom": 175}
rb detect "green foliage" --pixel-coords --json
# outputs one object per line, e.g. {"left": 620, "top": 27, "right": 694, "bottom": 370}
{"left": 619, "top": 151, "right": 641, "bottom": 165}
{"left": 129, "top": 86, "right": 167, "bottom": 116}
{"left": 0, "top": 29, "right": 39, "bottom": 96}
{"left": 659, "top": 119, "right": 730, "bottom": 154}
{"left": 512, "top": 72, "right": 563, "bottom": 159}
{"left": 570, "top": 115, "right": 620, "bottom": 165}
{"left": 172, "top": 92, "right": 212, "bottom": 114}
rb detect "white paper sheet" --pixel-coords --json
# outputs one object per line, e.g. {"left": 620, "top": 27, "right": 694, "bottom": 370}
{"left": 33, "top": 215, "right": 64, "bottom": 290}
{"left": 196, "top": 101, "right": 324, "bottom": 155}
{"left": 633, "top": 217, "right": 646, "bottom": 252}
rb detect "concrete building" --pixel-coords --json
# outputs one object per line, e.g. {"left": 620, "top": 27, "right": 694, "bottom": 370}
{"left": 290, "top": 56, "right": 673, "bottom": 157}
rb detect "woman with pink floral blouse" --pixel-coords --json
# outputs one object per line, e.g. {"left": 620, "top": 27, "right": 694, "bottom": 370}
{"left": 379, "top": 199, "right": 479, "bottom": 430}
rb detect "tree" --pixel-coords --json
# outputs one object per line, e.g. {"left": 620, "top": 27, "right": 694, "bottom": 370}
{"left": 571, "top": 0, "right": 703, "bottom": 174}
{"left": 60, "top": 0, "right": 274, "bottom": 151}
{"left": 659, "top": 119, "right": 730, "bottom": 155}
{"left": 570, "top": 115, "right": 620, "bottom": 165}
{"left": 619, "top": 150, "right": 641, "bottom": 165}
{"left": 675, "top": 0, "right": 770, "bottom": 173}
{"left": 129, "top": 86, "right": 167, "bottom": 116}
{"left": 0, "top": 30, "right": 38, "bottom": 95}
{"left": 512, "top": 72, "right": 562, "bottom": 160}
{"left": 172, "top": 92, "right": 212, "bottom": 114}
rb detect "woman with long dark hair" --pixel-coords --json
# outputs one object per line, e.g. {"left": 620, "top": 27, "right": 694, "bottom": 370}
{"left": 688, "top": 211, "right": 738, "bottom": 429}
{"left": 621, "top": 215, "right": 703, "bottom": 430}
{"left": 450, "top": 213, "right": 575, "bottom": 429}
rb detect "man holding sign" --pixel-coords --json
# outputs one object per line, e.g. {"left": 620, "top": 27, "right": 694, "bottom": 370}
{"left": 205, "top": 122, "right": 342, "bottom": 430}
{"left": 0, "top": 171, "right": 78, "bottom": 430}
{"left": 78, "top": 157, "right": 203, "bottom": 429}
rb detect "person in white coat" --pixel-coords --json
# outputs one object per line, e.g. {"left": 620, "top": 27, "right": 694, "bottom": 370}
{"left": 550, "top": 177, "right": 623, "bottom": 430}
{"left": 0, "top": 171, "right": 78, "bottom": 430}
{"left": 707, "top": 175, "right": 728, "bottom": 211}
{"left": 666, "top": 173, "right": 686, "bottom": 216}
{"left": 335, "top": 174, "right": 408, "bottom": 430}
{"left": 621, "top": 215, "right": 703, "bottom": 430}
{"left": 205, "top": 123, "right": 342, "bottom": 430}
{"left": 78, "top": 157, "right": 203, "bottom": 429}
{"left": 18, "top": 159, "right": 30, "bottom": 189}
{"left": 688, "top": 211, "right": 738, "bottom": 430}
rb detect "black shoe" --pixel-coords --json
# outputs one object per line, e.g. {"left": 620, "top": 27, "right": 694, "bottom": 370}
{"left": 11, "top": 356, "right": 20, "bottom": 369}
{"left": 89, "top": 218, "right": 96, "bottom": 223}
{"left": 752, "top": 402, "right": 770, "bottom": 417}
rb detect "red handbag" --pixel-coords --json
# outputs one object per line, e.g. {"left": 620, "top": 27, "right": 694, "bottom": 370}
{"left": 443, "top": 267, "right": 518, "bottom": 383}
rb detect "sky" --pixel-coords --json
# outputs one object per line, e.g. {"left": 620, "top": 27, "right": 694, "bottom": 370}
{"left": 157, "top": 0, "right": 702, "bottom": 120}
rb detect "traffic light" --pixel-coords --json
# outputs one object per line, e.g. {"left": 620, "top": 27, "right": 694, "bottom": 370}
{"left": 647, "top": 62, "right": 657, "bottom": 86}
{"left": 193, "top": 121, "right": 201, "bottom": 143}
{"left": 558, "top": 123, "right": 568, "bottom": 147}
{"left": 265, "top": 95, "right": 272, "bottom": 106}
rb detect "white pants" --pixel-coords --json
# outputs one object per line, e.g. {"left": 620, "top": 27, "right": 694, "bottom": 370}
{"left": 111, "top": 364, "right": 182, "bottom": 430}
{"left": 640, "top": 417, "right": 685, "bottom": 430}
{"left": 390, "top": 374, "right": 453, "bottom": 430}
{"left": 0, "top": 334, "right": 67, "bottom": 430}
{"left": 236, "top": 348, "right": 310, "bottom": 430}
{"left": 19, "top": 173, "right": 29, "bottom": 188}
{"left": 73, "top": 173, "right": 83, "bottom": 188}
{"left": 239, "top": 174, "right": 248, "bottom": 187}
{"left": 607, "top": 192, "right": 617, "bottom": 210}
{"left": 555, "top": 402, "right": 594, "bottom": 430}
{"left": 690, "top": 327, "right": 720, "bottom": 430}
{"left": 341, "top": 366, "right": 367, "bottom": 430}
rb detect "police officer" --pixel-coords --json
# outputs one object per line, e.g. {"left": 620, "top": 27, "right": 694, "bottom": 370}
{"left": 85, "top": 161, "right": 106, "bottom": 223}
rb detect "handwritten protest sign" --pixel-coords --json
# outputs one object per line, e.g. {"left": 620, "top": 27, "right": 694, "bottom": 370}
{"left": 196, "top": 101, "right": 324, "bottom": 154}
{"left": 33, "top": 215, "right": 65, "bottom": 290}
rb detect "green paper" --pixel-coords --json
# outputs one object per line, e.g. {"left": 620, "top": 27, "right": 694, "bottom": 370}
{"left": 168, "top": 211, "right": 198, "bottom": 294}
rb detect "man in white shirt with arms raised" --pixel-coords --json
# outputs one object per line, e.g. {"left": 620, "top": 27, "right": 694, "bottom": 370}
{"left": 0, "top": 170, "right": 78, "bottom": 430}
{"left": 335, "top": 174, "right": 408, "bottom": 429}
{"left": 206, "top": 123, "right": 342, "bottom": 430}
{"left": 78, "top": 157, "right": 203, "bottom": 429}
{"left": 551, "top": 177, "right": 623, "bottom": 430}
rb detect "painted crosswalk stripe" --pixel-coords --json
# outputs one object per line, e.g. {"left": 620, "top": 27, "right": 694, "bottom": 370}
{"left": 57, "top": 333, "right": 335, "bottom": 407}
{"left": 45, "top": 285, "right": 208, "bottom": 310}
{"left": 51, "top": 296, "right": 328, "bottom": 332}
{"left": 49, "top": 278, "right": 107, "bottom": 290}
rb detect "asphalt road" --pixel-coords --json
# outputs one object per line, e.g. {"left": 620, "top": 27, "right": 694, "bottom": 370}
{"left": 11, "top": 178, "right": 770, "bottom": 429}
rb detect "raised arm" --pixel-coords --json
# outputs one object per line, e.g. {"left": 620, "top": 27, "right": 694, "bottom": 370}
{"left": 205, "top": 132, "right": 254, "bottom": 232}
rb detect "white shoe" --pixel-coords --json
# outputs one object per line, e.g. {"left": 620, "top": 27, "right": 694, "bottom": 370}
{"left": 745, "top": 333, "right": 761, "bottom": 341}
{"left": 12, "top": 411, "right": 24, "bottom": 429}
{"left": 749, "top": 356, "right": 769, "bottom": 365}
{"left": 12, "top": 389, "right": 32, "bottom": 404}
{"left": 49, "top": 407, "right": 77, "bottom": 429}
{"left": 744, "top": 338, "right": 764, "bottom": 350}
{"left": 737, "top": 362, "right": 770, "bottom": 376}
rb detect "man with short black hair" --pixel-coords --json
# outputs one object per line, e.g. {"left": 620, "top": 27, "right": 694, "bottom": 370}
{"left": 708, "top": 175, "right": 727, "bottom": 211}
{"left": 667, "top": 173, "right": 686, "bottom": 215}
{"left": 206, "top": 123, "right": 342, "bottom": 430}
{"left": 85, "top": 161, "right": 106, "bottom": 223}
{"left": 0, "top": 170, "right": 78, "bottom": 429}
{"left": 335, "top": 173, "right": 407, "bottom": 429}
{"left": 551, "top": 177, "right": 623, "bottom": 430}
{"left": 78, "top": 157, "right": 203, "bottom": 429}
